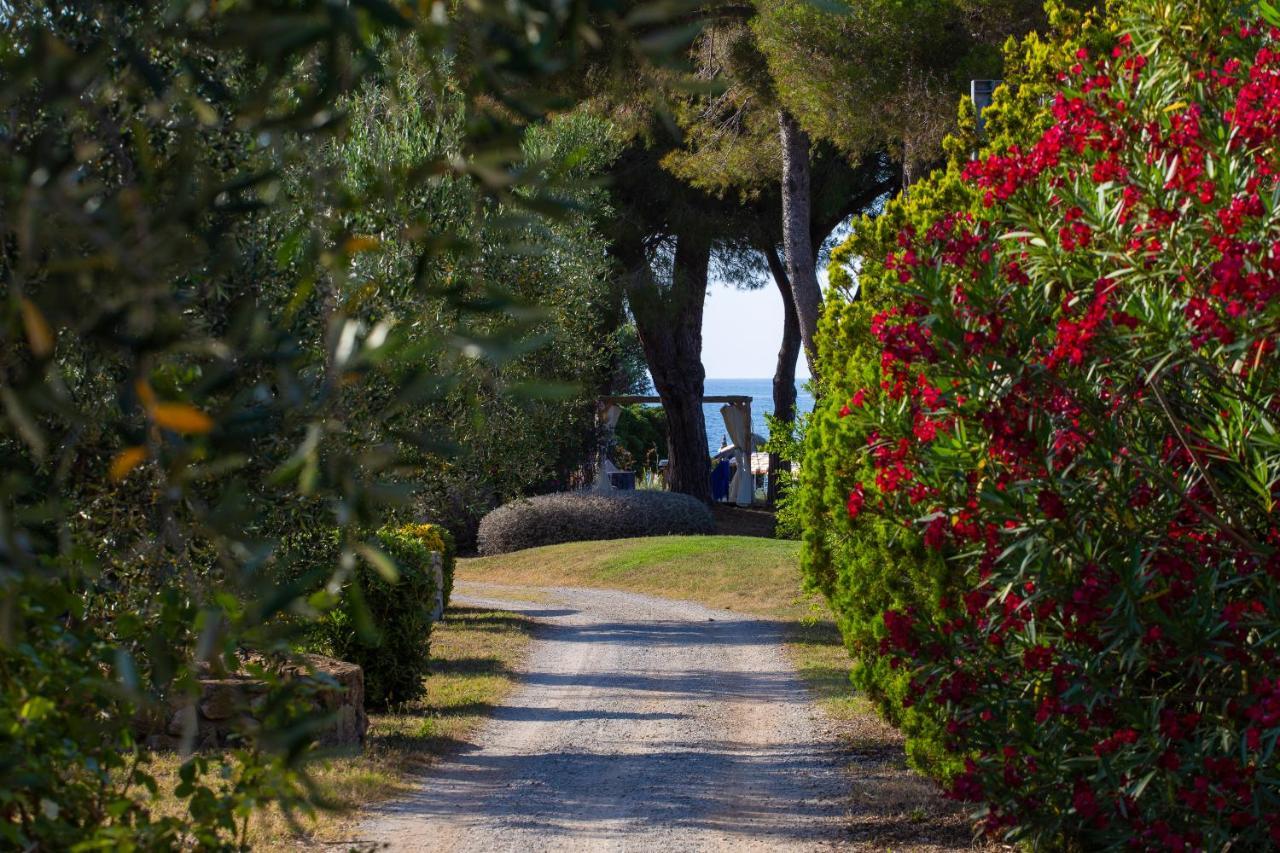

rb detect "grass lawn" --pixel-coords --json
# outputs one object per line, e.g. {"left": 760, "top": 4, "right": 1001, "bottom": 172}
{"left": 143, "top": 606, "right": 537, "bottom": 849}
{"left": 462, "top": 536, "right": 978, "bottom": 851}
{"left": 461, "top": 535, "right": 817, "bottom": 616}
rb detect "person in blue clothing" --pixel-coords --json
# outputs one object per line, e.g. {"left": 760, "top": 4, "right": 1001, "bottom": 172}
{"left": 710, "top": 438, "right": 732, "bottom": 502}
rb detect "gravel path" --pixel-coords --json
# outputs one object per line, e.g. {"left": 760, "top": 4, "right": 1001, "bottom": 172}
{"left": 359, "top": 581, "right": 851, "bottom": 852}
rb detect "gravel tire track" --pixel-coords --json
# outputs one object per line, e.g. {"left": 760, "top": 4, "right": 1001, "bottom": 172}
{"left": 359, "top": 581, "right": 851, "bottom": 852}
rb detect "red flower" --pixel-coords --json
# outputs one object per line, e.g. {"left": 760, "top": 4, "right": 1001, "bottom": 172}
{"left": 846, "top": 484, "right": 866, "bottom": 519}
{"left": 1022, "top": 645, "right": 1054, "bottom": 671}
{"left": 882, "top": 608, "right": 917, "bottom": 653}
{"left": 1037, "top": 489, "right": 1068, "bottom": 520}
{"left": 923, "top": 514, "right": 949, "bottom": 550}
{"left": 1093, "top": 727, "right": 1138, "bottom": 756}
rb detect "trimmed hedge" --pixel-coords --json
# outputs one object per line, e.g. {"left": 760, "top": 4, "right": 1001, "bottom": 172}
{"left": 798, "top": 0, "right": 1099, "bottom": 785}
{"left": 321, "top": 527, "right": 440, "bottom": 709}
{"left": 400, "top": 522, "right": 457, "bottom": 607}
{"left": 476, "top": 490, "right": 715, "bottom": 555}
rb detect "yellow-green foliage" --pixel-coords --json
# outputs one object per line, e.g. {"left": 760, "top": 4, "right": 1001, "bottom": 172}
{"left": 399, "top": 523, "right": 457, "bottom": 607}
{"left": 797, "top": 0, "right": 1112, "bottom": 781}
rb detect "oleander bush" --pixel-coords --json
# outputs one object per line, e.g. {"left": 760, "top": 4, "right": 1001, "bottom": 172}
{"left": 799, "top": 0, "right": 1095, "bottom": 783}
{"left": 321, "top": 528, "right": 441, "bottom": 709}
{"left": 811, "top": 0, "right": 1280, "bottom": 847}
{"left": 401, "top": 523, "right": 457, "bottom": 607}
{"left": 476, "top": 491, "right": 715, "bottom": 555}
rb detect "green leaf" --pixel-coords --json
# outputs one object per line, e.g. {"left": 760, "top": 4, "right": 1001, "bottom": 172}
{"left": 19, "top": 697, "right": 55, "bottom": 722}
{"left": 355, "top": 543, "right": 400, "bottom": 583}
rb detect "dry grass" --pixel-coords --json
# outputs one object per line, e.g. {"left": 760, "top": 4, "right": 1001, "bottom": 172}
{"left": 142, "top": 606, "right": 536, "bottom": 849}
{"left": 462, "top": 536, "right": 981, "bottom": 851}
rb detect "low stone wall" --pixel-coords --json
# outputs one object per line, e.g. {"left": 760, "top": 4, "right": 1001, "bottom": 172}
{"left": 142, "top": 654, "right": 367, "bottom": 751}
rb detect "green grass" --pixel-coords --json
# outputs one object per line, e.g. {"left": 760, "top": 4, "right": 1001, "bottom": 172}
{"left": 463, "top": 535, "right": 820, "bottom": 618}
{"left": 464, "top": 537, "right": 865, "bottom": 720}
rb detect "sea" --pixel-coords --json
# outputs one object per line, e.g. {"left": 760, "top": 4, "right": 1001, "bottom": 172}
{"left": 631, "top": 377, "right": 817, "bottom": 456}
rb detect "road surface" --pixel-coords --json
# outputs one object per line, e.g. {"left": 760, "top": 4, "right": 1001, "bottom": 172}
{"left": 359, "top": 582, "right": 849, "bottom": 852}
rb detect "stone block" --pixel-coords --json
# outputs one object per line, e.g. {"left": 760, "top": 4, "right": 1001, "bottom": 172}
{"left": 136, "top": 653, "right": 367, "bottom": 752}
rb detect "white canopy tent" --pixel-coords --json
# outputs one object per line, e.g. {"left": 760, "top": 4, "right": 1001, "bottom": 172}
{"left": 597, "top": 395, "right": 756, "bottom": 504}
{"left": 593, "top": 402, "right": 625, "bottom": 492}
{"left": 720, "top": 401, "right": 754, "bottom": 507}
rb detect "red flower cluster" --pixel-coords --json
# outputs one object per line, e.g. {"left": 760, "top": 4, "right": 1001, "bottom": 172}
{"left": 834, "top": 12, "right": 1280, "bottom": 848}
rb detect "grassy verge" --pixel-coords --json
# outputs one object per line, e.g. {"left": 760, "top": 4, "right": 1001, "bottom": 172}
{"left": 461, "top": 536, "right": 816, "bottom": 617}
{"left": 462, "top": 536, "right": 977, "bottom": 851}
{"left": 144, "top": 605, "right": 536, "bottom": 849}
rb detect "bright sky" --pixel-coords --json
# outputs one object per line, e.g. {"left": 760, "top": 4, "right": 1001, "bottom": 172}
{"left": 701, "top": 277, "right": 813, "bottom": 380}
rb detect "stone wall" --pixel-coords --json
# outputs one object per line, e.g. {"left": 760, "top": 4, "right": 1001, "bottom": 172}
{"left": 142, "top": 654, "right": 367, "bottom": 751}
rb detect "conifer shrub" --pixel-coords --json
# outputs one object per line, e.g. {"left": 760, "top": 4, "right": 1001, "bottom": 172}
{"left": 809, "top": 1, "right": 1280, "bottom": 846}
{"left": 476, "top": 491, "right": 715, "bottom": 555}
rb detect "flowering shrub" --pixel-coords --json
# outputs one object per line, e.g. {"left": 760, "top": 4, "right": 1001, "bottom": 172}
{"left": 824, "top": 1, "right": 1280, "bottom": 846}
{"left": 796, "top": 3, "right": 1092, "bottom": 780}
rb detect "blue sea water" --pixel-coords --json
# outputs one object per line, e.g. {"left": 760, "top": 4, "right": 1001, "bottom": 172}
{"left": 629, "top": 378, "right": 815, "bottom": 456}
{"left": 666, "top": 377, "right": 814, "bottom": 455}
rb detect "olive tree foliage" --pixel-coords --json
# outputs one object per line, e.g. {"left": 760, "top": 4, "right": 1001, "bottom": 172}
{"left": 0, "top": 0, "right": 691, "bottom": 847}
{"left": 321, "top": 53, "right": 629, "bottom": 545}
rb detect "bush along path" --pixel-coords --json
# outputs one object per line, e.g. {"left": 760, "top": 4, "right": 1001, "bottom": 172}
{"left": 803, "top": 1, "right": 1280, "bottom": 847}
{"left": 359, "top": 583, "right": 852, "bottom": 852}
{"left": 140, "top": 604, "right": 539, "bottom": 849}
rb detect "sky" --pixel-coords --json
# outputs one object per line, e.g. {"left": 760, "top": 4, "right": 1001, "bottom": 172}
{"left": 701, "top": 277, "right": 813, "bottom": 380}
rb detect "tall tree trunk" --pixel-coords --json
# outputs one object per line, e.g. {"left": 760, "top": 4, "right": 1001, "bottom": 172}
{"left": 764, "top": 245, "right": 800, "bottom": 507}
{"left": 779, "top": 109, "right": 822, "bottom": 378}
{"left": 620, "top": 232, "right": 712, "bottom": 503}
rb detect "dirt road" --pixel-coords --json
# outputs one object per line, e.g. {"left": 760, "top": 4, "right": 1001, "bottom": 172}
{"left": 359, "top": 582, "right": 850, "bottom": 852}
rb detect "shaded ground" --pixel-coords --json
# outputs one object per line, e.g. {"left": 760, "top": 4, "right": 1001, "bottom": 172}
{"left": 360, "top": 585, "right": 852, "bottom": 851}
{"left": 458, "top": 539, "right": 981, "bottom": 851}
{"left": 145, "top": 607, "right": 539, "bottom": 850}
{"left": 712, "top": 504, "right": 777, "bottom": 538}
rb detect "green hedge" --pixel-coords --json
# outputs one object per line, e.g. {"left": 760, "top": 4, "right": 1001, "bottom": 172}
{"left": 476, "top": 490, "right": 715, "bottom": 555}
{"left": 797, "top": 305, "right": 960, "bottom": 778}
{"left": 400, "top": 522, "right": 456, "bottom": 608}
{"left": 797, "top": 0, "right": 1102, "bottom": 781}
{"left": 321, "top": 527, "right": 441, "bottom": 709}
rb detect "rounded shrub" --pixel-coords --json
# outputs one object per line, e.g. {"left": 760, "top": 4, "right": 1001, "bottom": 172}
{"left": 797, "top": 85, "right": 1002, "bottom": 785}
{"left": 811, "top": 2, "right": 1280, "bottom": 847}
{"left": 476, "top": 490, "right": 715, "bottom": 555}
{"left": 322, "top": 527, "right": 440, "bottom": 709}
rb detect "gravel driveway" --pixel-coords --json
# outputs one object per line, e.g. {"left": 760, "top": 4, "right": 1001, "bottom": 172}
{"left": 358, "top": 581, "right": 851, "bottom": 852}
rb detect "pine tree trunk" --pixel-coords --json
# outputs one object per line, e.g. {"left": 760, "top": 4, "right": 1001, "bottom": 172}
{"left": 620, "top": 233, "right": 712, "bottom": 503}
{"left": 779, "top": 109, "right": 822, "bottom": 378}
{"left": 764, "top": 245, "right": 800, "bottom": 507}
